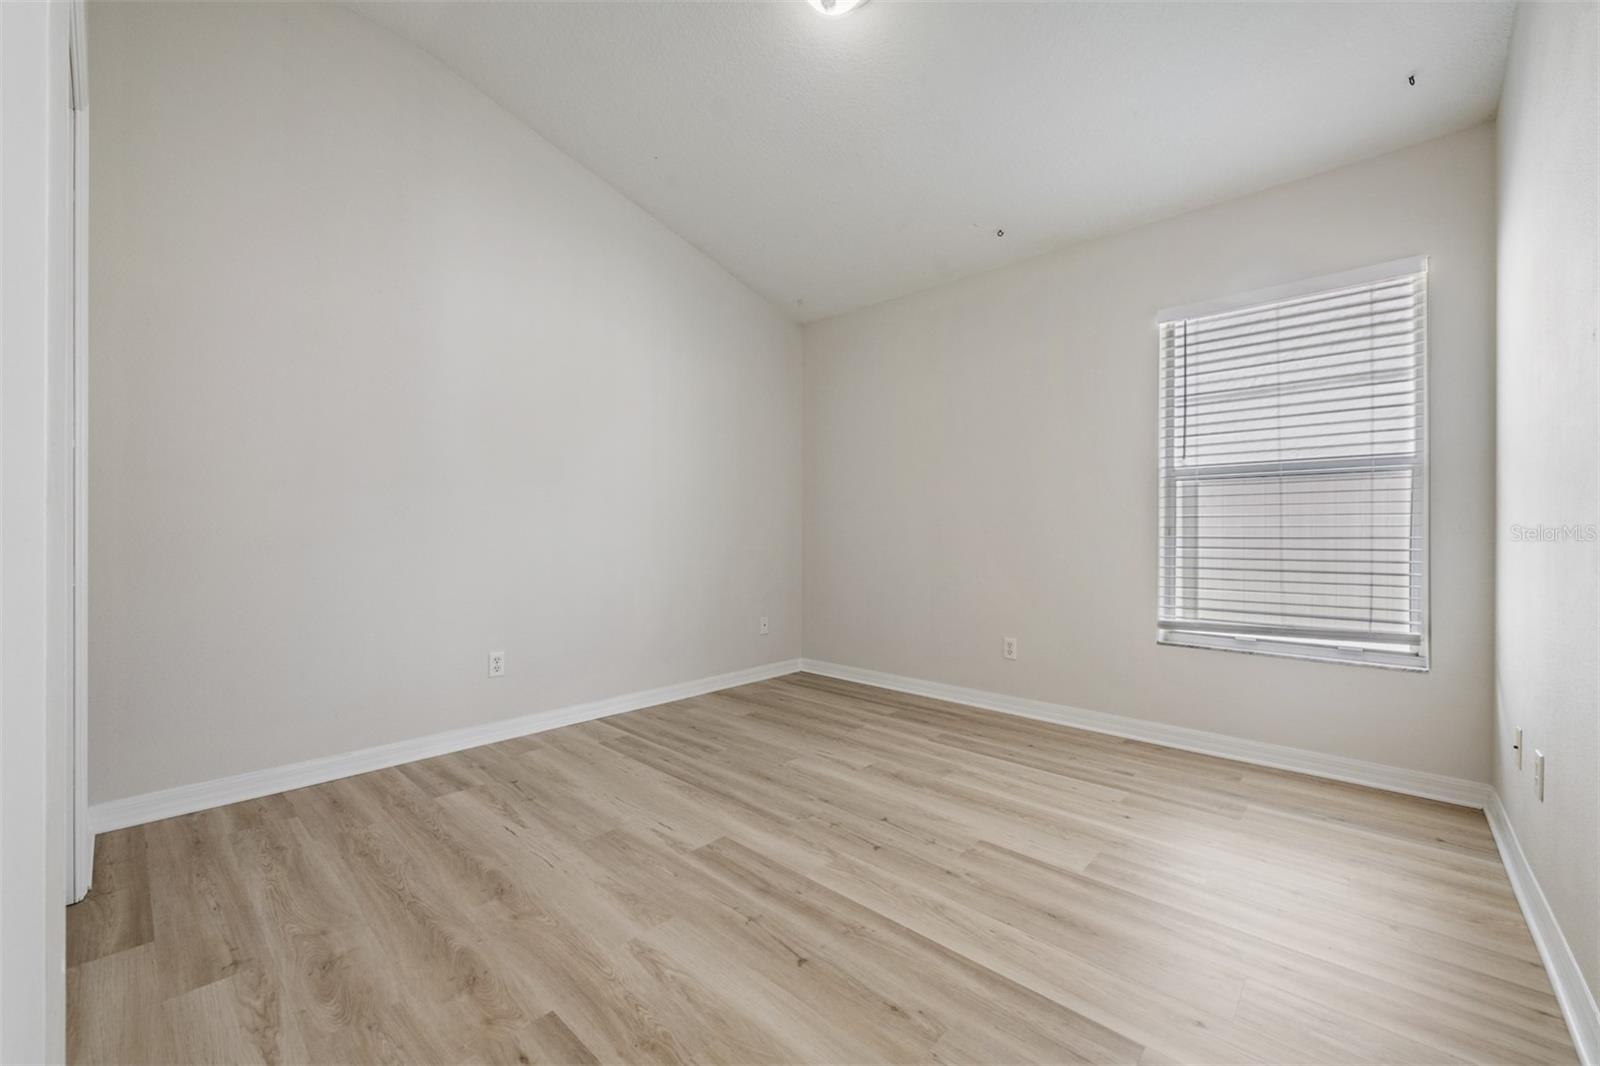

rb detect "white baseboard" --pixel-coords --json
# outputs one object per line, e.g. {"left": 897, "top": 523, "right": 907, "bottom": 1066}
{"left": 798, "top": 658, "right": 1489, "bottom": 808}
{"left": 1486, "top": 791, "right": 1600, "bottom": 1065}
{"left": 89, "top": 658, "right": 803, "bottom": 834}
{"left": 93, "top": 653, "right": 1485, "bottom": 825}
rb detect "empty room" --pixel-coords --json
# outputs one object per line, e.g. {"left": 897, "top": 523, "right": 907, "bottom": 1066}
{"left": 1, "top": 0, "right": 1596, "bottom": 1062}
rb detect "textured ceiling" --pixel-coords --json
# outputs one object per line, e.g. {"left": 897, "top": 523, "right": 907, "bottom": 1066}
{"left": 353, "top": 1, "right": 1515, "bottom": 321}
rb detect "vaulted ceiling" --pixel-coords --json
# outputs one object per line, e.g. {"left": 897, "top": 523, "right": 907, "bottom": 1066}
{"left": 354, "top": 1, "right": 1515, "bottom": 321}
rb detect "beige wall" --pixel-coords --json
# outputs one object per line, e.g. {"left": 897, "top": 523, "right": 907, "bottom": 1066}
{"left": 1494, "top": 0, "right": 1599, "bottom": 1000}
{"left": 89, "top": 2, "right": 802, "bottom": 804}
{"left": 804, "top": 125, "right": 1495, "bottom": 782}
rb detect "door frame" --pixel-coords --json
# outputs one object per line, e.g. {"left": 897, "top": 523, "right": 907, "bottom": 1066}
{"left": 68, "top": 0, "right": 90, "bottom": 904}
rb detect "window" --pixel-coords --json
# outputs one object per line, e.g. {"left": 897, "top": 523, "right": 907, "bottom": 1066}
{"left": 1157, "top": 258, "right": 1428, "bottom": 670}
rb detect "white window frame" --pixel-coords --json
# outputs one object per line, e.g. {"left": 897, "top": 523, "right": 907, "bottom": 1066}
{"left": 1155, "top": 256, "right": 1430, "bottom": 671}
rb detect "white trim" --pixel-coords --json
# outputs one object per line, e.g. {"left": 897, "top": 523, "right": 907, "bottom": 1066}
{"left": 68, "top": 0, "right": 86, "bottom": 112}
{"left": 89, "top": 658, "right": 803, "bottom": 833}
{"left": 2, "top": 4, "right": 74, "bottom": 1056}
{"left": 68, "top": 0, "right": 90, "bottom": 903}
{"left": 1159, "top": 629, "right": 1428, "bottom": 672}
{"left": 799, "top": 659, "right": 1488, "bottom": 808}
{"left": 1157, "top": 254, "right": 1429, "bottom": 324}
{"left": 1485, "top": 791, "right": 1600, "bottom": 1065}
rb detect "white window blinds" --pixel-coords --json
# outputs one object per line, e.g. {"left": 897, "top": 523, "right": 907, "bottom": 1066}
{"left": 1157, "top": 258, "right": 1428, "bottom": 670}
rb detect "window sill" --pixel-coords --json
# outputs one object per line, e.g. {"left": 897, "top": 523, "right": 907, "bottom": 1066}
{"left": 1158, "top": 630, "right": 1429, "bottom": 672}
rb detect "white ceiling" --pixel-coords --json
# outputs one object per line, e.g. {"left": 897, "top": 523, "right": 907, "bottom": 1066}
{"left": 353, "top": 1, "right": 1515, "bottom": 322}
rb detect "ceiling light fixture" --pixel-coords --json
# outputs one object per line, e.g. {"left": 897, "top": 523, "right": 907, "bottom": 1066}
{"left": 807, "top": 0, "right": 869, "bottom": 18}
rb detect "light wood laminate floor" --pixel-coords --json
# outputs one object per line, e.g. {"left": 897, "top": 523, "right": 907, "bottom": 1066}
{"left": 68, "top": 673, "right": 1576, "bottom": 1064}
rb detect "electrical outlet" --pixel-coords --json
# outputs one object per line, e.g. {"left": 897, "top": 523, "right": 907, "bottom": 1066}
{"left": 759, "top": 616, "right": 769, "bottom": 635}
{"left": 1003, "top": 636, "right": 1018, "bottom": 661}
{"left": 1534, "top": 750, "right": 1545, "bottom": 800}
{"left": 487, "top": 650, "right": 506, "bottom": 678}
{"left": 1513, "top": 726, "right": 1523, "bottom": 769}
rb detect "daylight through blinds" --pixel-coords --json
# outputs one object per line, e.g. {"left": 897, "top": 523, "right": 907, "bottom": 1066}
{"left": 1157, "top": 261, "right": 1428, "bottom": 668}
